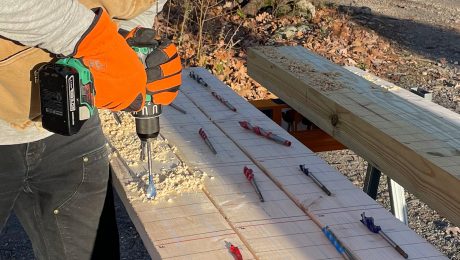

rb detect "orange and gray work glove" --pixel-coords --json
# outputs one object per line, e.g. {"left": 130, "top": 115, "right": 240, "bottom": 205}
{"left": 73, "top": 8, "right": 146, "bottom": 111}
{"left": 125, "top": 28, "right": 182, "bottom": 105}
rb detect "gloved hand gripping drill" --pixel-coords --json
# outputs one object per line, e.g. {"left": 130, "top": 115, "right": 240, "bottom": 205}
{"left": 36, "top": 8, "right": 147, "bottom": 136}
{"left": 125, "top": 27, "right": 182, "bottom": 199}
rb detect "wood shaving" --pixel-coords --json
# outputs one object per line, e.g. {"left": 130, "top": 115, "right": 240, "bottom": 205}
{"left": 99, "top": 110, "right": 205, "bottom": 203}
{"left": 125, "top": 162, "right": 205, "bottom": 203}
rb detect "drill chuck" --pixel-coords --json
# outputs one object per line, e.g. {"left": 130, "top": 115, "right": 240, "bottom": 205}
{"left": 132, "top": 98, "right": 162, "bottom": 141}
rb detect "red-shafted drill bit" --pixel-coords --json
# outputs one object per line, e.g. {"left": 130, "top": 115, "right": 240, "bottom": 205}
{"left": 239, "top": 121, "right": 291, "bottom": 147}
{"left": 211, "top": 91, "right": 237, "bottom": 112}
{"left": 229, "top": 244, "right": 243, "bottom": 260}
{"left": 189, "top": 71, "right": 237, "bottom": 112}
{"left": 243, "top": 166, "right": 264, "bottom": 202}
{"left": 199, "top": 128, "right": 217, "bottom": 154}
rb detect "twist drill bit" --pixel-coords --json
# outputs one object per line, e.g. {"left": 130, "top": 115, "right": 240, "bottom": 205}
{"left": 299, "top": 164, "right": 332, "bottom": 196}
{"left": 189, "top": 71, "right": 237, "bottom": 112}
{"left": 239, "top": 121, "right": 291, "bottom": 146}
{"left": 199, "top": 128, "right": 217, "bottom": 154}
{"left": 112, "top": 112, "right": 122, "bottom": 125}
{"left": 243, "top": 166, "right": 264, "bottom": 202}
{"left": 361, "top": 212, "right": 408, "bottom": 258}
{"left": 170, "top": 103, "right": 187, "bottom": 114}
{"left": 211, "top": 91, "right": 237, "bottom": 112}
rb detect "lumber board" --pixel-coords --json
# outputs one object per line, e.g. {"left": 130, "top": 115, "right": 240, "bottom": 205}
{"left": 171, "top": 67, "right": 445, "bottom": 259}
{"left": 160, "top": 115, "right": 343, "bottom": 259}
{"left": 247, "top": 46, "right": 460, "bottom": 226}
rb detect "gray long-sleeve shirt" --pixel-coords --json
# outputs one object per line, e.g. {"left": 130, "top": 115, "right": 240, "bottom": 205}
{"left": 0, "top": 0, "right": 95, "bottom": 55}
{"left": 0, "top": 0, "right": 95, "bottom": 145}
{"left": 0, "top": 0, "right": 166, "bottom": 145}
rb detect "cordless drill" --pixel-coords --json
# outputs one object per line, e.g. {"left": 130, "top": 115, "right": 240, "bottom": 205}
{"left": 132, "top": 46, "right": 162, "bottom": 199}
{"left": 131, "top": 46, "right": 162, "bottom": 143}
{"left": 37, "top": 58, "right": 95, "bottom": 136}
{"left": 37, "top": 47, "right": 161, "bottom": 198}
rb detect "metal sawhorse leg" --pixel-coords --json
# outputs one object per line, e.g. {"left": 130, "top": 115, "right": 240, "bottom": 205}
{"left": 363, "top": 164, "right": 408, "bottom": 225}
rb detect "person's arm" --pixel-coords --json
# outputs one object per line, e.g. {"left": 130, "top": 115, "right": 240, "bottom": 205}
{"left": 116, "top": 0, "right": 168, "bottom": 31}
{"left": 0, "top": 1, "right": 147, "bottom": 111}
{"left": 0, "top": 0, "right": 94, "bottom": 55}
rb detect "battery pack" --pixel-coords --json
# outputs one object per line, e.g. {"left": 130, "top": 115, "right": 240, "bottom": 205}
{"left": 38, "top": 63, "right": 85, "bottom": 136}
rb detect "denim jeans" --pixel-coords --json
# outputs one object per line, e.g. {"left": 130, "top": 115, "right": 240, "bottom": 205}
{"left": 0, "top": 113, "right": 109, "bottom": 260}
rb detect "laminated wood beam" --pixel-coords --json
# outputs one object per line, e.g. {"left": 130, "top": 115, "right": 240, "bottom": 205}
{"left": 247, "top": 46, "right": 460, "bottom": 226}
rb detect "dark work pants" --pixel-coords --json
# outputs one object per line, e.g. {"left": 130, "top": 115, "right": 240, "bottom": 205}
{"left": 91, "top": 169, "right": 120, "bottom": 260}
{"left": 0, "top": 114, "right": 109, "bottom": 260}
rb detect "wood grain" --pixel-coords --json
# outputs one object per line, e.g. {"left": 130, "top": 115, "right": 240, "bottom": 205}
{"left": 108, "top": 67, "right": 447, "bottom": 259}
{"left": 176, "top": 67, "right": 446, "bottom": 259}
{"left": 109, "top": 143, "right": 254, "bottom": 260}
{"left": 247, "top": 46, "right": 460, "bottom": 226}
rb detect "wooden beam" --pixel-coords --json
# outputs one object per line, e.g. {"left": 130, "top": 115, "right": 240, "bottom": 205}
{"left": 247, "top": 46, "right": 460, "bottom": 226}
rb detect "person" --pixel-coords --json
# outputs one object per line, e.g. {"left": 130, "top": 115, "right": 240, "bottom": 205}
{"left": 0, "top": 0, "right": 181, "bottom": 259}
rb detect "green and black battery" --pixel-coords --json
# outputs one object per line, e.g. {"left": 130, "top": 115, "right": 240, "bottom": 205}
{"left": 37, "top": 58, "right": 95, "bottom": 136}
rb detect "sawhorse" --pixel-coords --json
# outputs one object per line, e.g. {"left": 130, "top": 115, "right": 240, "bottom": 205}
{"left": 363, "top": 164, "right": 408, "bottom": 225}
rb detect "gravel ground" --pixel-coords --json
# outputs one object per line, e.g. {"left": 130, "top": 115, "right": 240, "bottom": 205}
{"left": 323, "top": 0, "right": 460, "bottom": 61}
{"left": 321, "top": 0, "right": 460, "bottom": 29}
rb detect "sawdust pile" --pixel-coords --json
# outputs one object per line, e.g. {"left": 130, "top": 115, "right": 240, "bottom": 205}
{"left": 99, "top": 110, "right": 205, "bottom": 203}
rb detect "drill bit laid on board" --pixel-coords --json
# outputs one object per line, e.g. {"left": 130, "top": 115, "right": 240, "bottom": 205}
{"left": 199, "top": 128, "right": 217, "bottom": 154}
{"left": 229, "top": 244, "right": 243, "bottom": 260}
{"left": 211, "top": 91, "right": 237, "bottom": 112}
{"left": 189, "top": 71, "right": 237, "bottom": 112}
{"left": 361, "top": 212, "right": 408, "bottom": 258}
{"left": 322, "top": 226, "right": 356, "bottom": 260}
{"left": 243, "top": 166, "right": 264, "bottom": 202}
{"left": 299, "top": 164, "right": 332, "bottom": 196}
{"left": 239, "top": 121, "right": 292, "bottom": 147}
